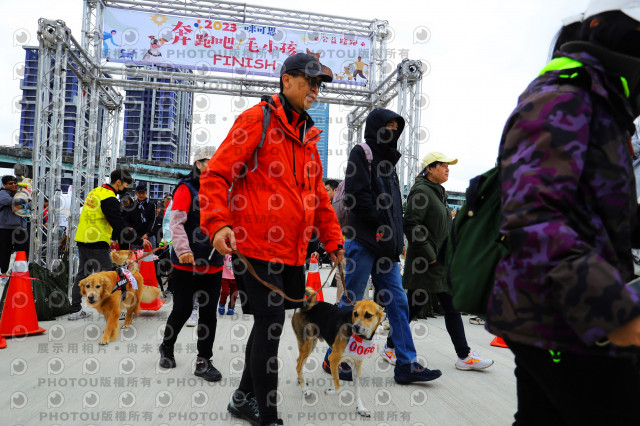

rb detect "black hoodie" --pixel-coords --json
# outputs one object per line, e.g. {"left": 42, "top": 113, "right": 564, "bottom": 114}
{"left": 344, "top": 108, "right": 405, "bottom": 260}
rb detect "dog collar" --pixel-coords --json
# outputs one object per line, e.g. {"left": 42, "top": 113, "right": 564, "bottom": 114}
{"left": 148, "top": 51, "right": 162, "bottom": 57}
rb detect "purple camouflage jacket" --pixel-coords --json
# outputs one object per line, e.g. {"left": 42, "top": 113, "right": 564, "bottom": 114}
{"left": 486, "top": 50, "right": 640, "bottom": 357}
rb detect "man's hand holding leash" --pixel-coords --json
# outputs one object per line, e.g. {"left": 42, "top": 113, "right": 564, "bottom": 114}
{"left": 213, "top": 226, "right": 236, "bottom": 255}
{"left": 329, "top": 249, "right": 345, "bottom": 265}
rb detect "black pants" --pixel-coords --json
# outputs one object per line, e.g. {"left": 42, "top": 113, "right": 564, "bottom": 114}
{"left": 0, "top": 227, "right": 30, "bottom": 274}
{"left": 387, "top": 290, "right": 470, "bottom": 359}
{"left": 70, "top": 245, "right": 113, "bottom": 311}
{"left": 508, "top": 340, "right": 640, "bottom": 426}
{"left": 233, "top": 256, "right": 304, "bottom": 425}
{"left": 162, "top": 268, "right": 222, "bottom": 360}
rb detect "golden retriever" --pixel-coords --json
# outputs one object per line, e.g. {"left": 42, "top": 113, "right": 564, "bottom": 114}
{"left": 79, "top": 270, "right": 161, "bottom": 345}
{"left": 111, "top": 250, "right": 140, "bottom": 272}
{"left": 292, "top": 288, "right": 384, "bottom": 417}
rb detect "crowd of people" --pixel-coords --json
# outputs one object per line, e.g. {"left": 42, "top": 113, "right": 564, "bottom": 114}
{"left": 5, "top": 2, "right": 640, "bottom": 425}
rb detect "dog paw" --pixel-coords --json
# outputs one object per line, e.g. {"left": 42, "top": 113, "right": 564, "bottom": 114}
{"left": 301, "top": 387, "right": 311, "bottom": 397}
{"left": 357, "top": 408, "right": 371, "bottom": 417}
{"left": 99, "top": 339, "right": 109, "bottom": 345}
{"left": 121, "top": 323, "right": 130, "bottom": 329}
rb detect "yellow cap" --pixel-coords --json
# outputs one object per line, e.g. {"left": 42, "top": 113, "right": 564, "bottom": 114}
{"left": 421, "top": 152, "right": 458, "bottom": 170}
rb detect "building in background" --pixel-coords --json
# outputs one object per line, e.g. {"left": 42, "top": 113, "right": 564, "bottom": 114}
{"left": 307, "top": 102, "right": 329, "bottom": 179}
{"left": 18, "top": 48, "right": 194, "bottom": 201}
{"left": 18, "top": 46, "right": 105, "bottom": 191}
{"left": 121, "top": 67, "right": 193, "bottom": 199}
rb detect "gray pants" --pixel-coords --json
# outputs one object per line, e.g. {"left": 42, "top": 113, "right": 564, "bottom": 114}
{"left": 70, "top": 245, "right": 113, "bottom": 311}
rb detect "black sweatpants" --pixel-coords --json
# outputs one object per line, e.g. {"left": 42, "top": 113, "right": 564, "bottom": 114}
{"left": 162, "top": 268, "right": 222, "bottom": 360}
{"left": 507, "top": 340, "right": 640, "bottom": 426}
{"left": 0, "top": 227, "right": 29, "bottom": 274}
{"left": 233, "top": 256, "right": 304, "bottom": 425}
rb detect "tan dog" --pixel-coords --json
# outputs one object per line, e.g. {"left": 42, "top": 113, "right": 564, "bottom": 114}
{"left": 111, "top": 250, "right": 140, "bottom": 272}
{"left": 79, "top": 271, "right": 161, "bottom": 345}
{"left": 292, "top": 288, "right": 384, "bottom": 417}
{"left": 343, "top": 66, "right": 355, "bottom": 81}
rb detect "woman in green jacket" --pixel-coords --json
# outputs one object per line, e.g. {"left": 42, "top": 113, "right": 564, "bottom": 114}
{"left": 382, "top": 152, "right": 493, "bottom": 371}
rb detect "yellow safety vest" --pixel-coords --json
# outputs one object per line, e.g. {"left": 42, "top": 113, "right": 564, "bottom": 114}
{"left": 75, "top": 186, "right": 116, "bottom": 244}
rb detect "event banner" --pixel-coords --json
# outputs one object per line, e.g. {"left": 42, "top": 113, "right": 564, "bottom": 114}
{"left": 103, "top": 7, "right": 371, "bottom": 86}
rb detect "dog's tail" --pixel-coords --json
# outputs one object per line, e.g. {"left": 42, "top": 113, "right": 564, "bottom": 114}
{"left": 140, "top": 285, "right": 162, "bottom": 303}
{"left": 300, "top": 286, "right": 318, "bottom": 312}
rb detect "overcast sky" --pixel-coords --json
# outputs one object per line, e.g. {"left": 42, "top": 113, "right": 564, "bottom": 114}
{"left": 0, "top": 0, "right": 589, "bottom": 191}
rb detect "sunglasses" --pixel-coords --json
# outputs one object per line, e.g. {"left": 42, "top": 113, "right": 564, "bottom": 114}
{"left": 288, "top": 71, "right": 326, "bottom": 93}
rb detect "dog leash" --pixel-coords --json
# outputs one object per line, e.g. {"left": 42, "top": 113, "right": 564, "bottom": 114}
{"left": 121, "top": 244, "right": 168, "bottom": 269}
{"left": 234, "top": 249, "right": 353, "bottom": 305}
{"left": 336, "top": 262, "right": 354, "bottom": 306}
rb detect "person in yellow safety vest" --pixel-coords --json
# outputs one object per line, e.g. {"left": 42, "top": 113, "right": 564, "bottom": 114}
{"left": 68, "top": 169, "right": 152, "bottom": 320}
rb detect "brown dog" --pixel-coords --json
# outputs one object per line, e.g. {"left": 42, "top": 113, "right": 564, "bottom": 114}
{"left": 292, "top": 288, "right": 384, "bottom": 417}
{"left": 111, "top": 250, "right": 140, "bottom": 272}
{"left": 79, "top": 271, "right": 161, "bottom": 345}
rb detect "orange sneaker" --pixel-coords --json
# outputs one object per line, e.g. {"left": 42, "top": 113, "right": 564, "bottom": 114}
{"left": 381, "top": 344, "right": 397, "bottom": 366}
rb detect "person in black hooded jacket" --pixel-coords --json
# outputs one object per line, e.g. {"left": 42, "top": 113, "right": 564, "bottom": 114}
{"left": 323, "top": 108, "right": 443, "bottom": 385}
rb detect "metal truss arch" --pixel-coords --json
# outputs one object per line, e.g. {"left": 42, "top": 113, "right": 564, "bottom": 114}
{"left": 32, "top": 0, "right": 425, "bottom": 290}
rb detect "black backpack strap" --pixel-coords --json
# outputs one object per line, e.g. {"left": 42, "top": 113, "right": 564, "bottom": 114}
{"left": 465, "top": 174, "right": 483, "bottom": 217}
{"left": 249, "top": 95, "right": 274, "bottom": 173}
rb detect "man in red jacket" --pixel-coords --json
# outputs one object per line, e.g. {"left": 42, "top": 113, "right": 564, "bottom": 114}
{"left": 200, "top": 52, "right": 344, "bottom": 426}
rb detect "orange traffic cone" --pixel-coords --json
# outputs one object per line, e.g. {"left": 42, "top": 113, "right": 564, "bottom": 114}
{"left": 138, "top": 246, "right": 166, "bottom": 311}
{"left": 490, "top": 336, "right": 508, "bottom": 348}
{"left": 306, "top": 254, "right": 324, "bottom": 302}
{"left": 0, "top": 336, "right": 6, "bottom": 349}
{"left": 0, "top": 251, "right": 46, "bottom": 337}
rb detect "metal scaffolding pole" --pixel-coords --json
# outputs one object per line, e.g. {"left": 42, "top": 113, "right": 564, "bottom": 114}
{"left": 103, "top": 0, "right": 374, "bottom": 36}
{"left": 81, "top": 0, "right": 104, "bottom": 62}
{"left": 97, "top": 65, "right": 374, "bottom": 107}
{"left": 370, "top": 20, "right": 390, "bottom": 91}
{"left": 31, "top": 19, "right": 71, "bottom": 270}
{"left": 98, "top": 105, "right": 120, "bottom": 181}
{"left": 396, "top": 59, "right": 423, "bottom": 198}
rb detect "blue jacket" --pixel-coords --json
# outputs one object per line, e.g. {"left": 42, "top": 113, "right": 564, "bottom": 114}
{"left": 344, "top": 108, "right": 405, "bottom": 260}
{"left": 0, "top": 188, "right": 26, "bottom": 229}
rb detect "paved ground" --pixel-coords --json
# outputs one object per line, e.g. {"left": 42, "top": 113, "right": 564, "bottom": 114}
{"left": 0, "top": 267, "right": 517, "bottom": 426}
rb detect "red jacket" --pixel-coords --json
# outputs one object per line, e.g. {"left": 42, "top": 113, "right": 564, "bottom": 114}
{"left": 200, "top": 94, "right": 343, "bottom": 266}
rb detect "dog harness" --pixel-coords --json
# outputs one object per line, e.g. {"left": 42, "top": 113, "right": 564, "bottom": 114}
{"left": 342, "top": 334, "right": 376, "bottom": 361}
{"left": 112, "top": 267, "right": 138, "bottom": 301}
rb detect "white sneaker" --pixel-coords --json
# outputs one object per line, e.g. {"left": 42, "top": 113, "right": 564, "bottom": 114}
{"left": 186, "top": 310, "right": 198, "bottom": 327}
{"left": 380, "top": 344, "right": 397, "bottom": 366}
{"left": 469, "top": 316, "right": 486, "bottom": 325}
{"left": 68, "top": 310, "right": 89, "bottom": 320}
{"left": 119, "top": 311, "right": 126, "bottom": 320}
{"left": 455, "top": 351, "right": 494, "bottom": 370}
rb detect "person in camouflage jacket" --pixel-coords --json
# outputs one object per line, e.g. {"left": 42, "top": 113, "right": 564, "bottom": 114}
{"left": 486, "top": 3, "right": 640, "bottom": 424}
